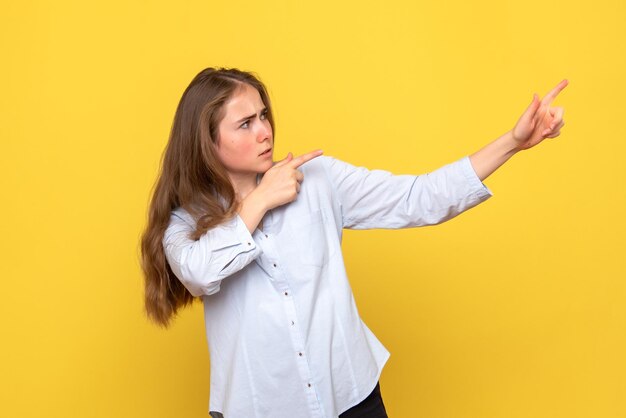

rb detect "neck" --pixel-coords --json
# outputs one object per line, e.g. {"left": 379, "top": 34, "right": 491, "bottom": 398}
{"left": 229, "top": 172, "right": 258, "bottom": 200}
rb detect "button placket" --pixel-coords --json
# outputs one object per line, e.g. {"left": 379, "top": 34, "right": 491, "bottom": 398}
{"left": 256, "top": 227, "right": 322, "bottom": 415}
{"left": 281, "top": 286, "right": 318, "bottom": 402}
{"left": 244, "top": 222, "right": 324, "bottom": 418}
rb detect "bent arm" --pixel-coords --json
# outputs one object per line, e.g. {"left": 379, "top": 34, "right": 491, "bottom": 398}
{"left": 163, "top": 209, "right": 261, "bottom": 296}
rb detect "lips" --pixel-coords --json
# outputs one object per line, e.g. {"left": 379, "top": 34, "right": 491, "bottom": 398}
{"left": 259, "top": 148, "right": 272, "bottom": 156}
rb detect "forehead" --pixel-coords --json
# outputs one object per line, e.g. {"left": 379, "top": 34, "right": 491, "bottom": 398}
{"left": 222, "top": 83, "right": 265, "bottom": 121}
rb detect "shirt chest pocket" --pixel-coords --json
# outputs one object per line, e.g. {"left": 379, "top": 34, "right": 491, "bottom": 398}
{"left": 288, "top": 209, "right": 329, "bottom": 267}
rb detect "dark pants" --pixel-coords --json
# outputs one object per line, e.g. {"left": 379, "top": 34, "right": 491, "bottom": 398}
{"left": 339, "top": 382, "right": 388, "bottom": 418}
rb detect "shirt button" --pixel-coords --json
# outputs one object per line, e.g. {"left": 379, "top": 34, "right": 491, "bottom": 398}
{"left": 284, "top": 291, "right": 289, "bottom": 296}
{"left": 247, "top": 242, "right": 251, "bottom": 246}
{"left": 265, "top": 234, "right": 268, "bottom": 238}
{"left": 298, "top": 352, "right": 303, "bottom": 356}
{"left": 273, "top": 263, "right": 277, "bottom": 268}
{"left": 307, "top": 383, "right": 312, "bottom": 388}
{"left": 291, "top": 321, "right": 295, "bottom": 325}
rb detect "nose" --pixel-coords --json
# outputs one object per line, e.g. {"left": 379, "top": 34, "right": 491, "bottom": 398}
{"left": 257, "top": 122, "right": 272, "bottom": 143}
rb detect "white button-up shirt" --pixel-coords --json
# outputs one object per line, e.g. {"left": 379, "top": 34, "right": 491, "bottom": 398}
{"left": 163, "top": 156, "right": 492, "bottom": 418}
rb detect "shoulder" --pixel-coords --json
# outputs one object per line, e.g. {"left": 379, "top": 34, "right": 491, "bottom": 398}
{"left": 300, "top": 155, "right": 332, "bottom": 169}
{"left": 298, "top": 155, "right": 342, "bottom": 187}
{"left": 301, "top": 155, "right": 371, "bottom": 183}
{"left": 168, "top": 206, "right": 197, "bottom": 229}
{"left": 299, "top": 155, "right": 352, "bottom": 177}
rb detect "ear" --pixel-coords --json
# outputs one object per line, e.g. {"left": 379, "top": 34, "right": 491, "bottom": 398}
{"left": 211, "top": 132, "right": 221, "bottom": 148}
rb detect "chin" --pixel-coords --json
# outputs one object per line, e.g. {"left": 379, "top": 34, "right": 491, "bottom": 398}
{"left": 259, "top": 160, "right": 274, "bottom": 173}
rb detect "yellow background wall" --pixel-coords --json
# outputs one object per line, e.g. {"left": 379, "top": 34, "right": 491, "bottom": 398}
{"left": 1, "top": 0, "right": 624, "bottom": 417}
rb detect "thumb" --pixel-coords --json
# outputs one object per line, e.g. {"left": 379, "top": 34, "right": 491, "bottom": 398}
{"left": 519, "top": 93, "right": 540, "bottom": 126}
{"left": 527, "top": 93, "right": 540, "bottom": 115}
{"left": 273, "top": 152, "right": 293, "bottom": 167}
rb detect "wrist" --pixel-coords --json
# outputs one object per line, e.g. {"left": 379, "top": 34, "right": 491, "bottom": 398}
{"left": 502, "top": 130, "right": 522, "bottom": 156}
{"left": 245, "top": 187, "right": 269, "bottom": 214}
{"left": 237, "top": 187, "right": 269, "bottom": 234}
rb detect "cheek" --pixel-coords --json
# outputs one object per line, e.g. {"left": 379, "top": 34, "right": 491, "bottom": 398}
{"left": 236, "top": 140, "right": 255, "bottom": 156}
{"left": 219, "top": 137, "right": 255, "bottom": 165}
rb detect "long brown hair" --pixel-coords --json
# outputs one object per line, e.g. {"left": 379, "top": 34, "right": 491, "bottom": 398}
{"left": 141, "top": 67, "right": 275, "bottom": 327}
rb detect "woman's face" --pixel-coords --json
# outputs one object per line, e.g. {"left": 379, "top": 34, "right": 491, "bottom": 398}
{"left": 216, "top": 83, "right": 274, "bottom": 181}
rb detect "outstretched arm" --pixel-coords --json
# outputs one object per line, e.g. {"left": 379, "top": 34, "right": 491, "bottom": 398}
{"left": 469, "top": 79, "right": 568, "bottom": 181}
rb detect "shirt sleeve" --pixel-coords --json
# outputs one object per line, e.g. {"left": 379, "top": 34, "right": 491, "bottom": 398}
{"left": 320, "top": 156, "right": 493, "bottom": 229}
{"left": 162, "top": 208, "right": 262, "bottom": 297}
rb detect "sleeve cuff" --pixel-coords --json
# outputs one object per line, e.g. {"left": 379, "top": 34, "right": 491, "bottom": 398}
{"left": 459, "top": 156, "right": 493, "bottom": 200}
{"left": 229, "top": 213, "right": 261, "bottom": 254}
{"left": 210, "top": 214, "right": 262, "bottom": 280}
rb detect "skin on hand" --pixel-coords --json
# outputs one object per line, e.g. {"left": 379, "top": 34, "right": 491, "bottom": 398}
{"left": 256, "top": 150, "right": 324, "bottom": 211}
{"left": 469, "top": 79, "right": 569, "bottom": 181}
{"left": 238, "top": 149, "right": 323, "bottom": 233}
{"left": 512, "top": 79, "right": 568, "bottom": 150}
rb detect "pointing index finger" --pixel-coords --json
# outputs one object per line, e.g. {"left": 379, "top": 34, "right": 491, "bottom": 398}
{"left": 542, "top": 79, "right": 569, "bottom": 106}
{"left": 289, "top": 149, "right": 324, "bottom": 168}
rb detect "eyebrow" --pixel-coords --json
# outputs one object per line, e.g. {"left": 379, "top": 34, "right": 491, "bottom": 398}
{"left": 235, "top": 107, "right": 268, "bottom": 124}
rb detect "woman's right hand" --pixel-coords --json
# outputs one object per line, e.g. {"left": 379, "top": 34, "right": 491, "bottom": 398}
{"left": 255, "top": 150, "right": 324, "bottom": 211}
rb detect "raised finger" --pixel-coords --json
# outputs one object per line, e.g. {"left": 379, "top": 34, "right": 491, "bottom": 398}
{"left": 295, "top": 171, "right": 304, "bottom": 183}
{"left": 273, "top": 152, "right": 293, "bottom": 167}
{"left": 289, "top": 149, "right": 324, "bottom": 168}
{"left": 541, "top": 79, "right": 569, "bottom": 107}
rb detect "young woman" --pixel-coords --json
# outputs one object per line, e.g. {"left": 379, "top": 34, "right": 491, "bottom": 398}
{"left": 141, "top": 68, "right": 567, "bottom": 418}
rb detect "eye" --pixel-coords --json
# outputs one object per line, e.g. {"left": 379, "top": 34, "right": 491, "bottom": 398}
{"left": 240, "top": 120, "right": 250, "bottom": 129}
{"left": 260, "top": 110, "right": 268, "bottom": 120}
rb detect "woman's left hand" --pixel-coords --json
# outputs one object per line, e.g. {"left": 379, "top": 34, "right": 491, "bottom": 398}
{"left": 512, "top": 79, "right": 568, "bottom": 150}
